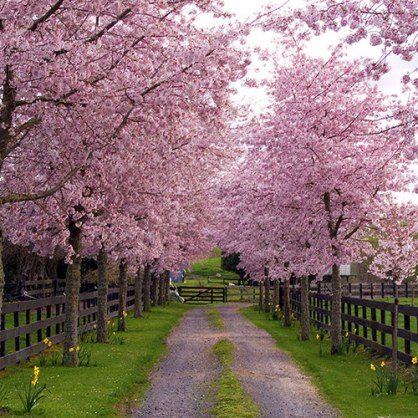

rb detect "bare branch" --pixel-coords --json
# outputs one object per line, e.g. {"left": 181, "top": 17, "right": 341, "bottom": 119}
{"left": 29, "top": 0, "right": 64, "bottom": 31}
{"left": 0, "top": 166, "right": 79, "bottom": 205}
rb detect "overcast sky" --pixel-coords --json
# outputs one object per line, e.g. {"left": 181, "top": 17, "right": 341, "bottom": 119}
{"left": 204, "top": 0, "right": 418, "bottom": 203}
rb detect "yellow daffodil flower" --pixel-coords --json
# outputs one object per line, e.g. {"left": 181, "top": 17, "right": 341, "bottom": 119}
{"left": 69, "top": 347, "right": 74, "bottom": 353}
{"left": 43, "top": 338, "right": 49, "bottom": 344}
{"left": 412, "top": 357, "right": 418, "bottom": 365}
{"left": 316, "top": 334, "right": 320, "bottom": 340}
{"left": 380, "top": 361, "right": 385, "bottom": 368}
{"left": 370, "top": 364, "right": 376, "bottom": 371}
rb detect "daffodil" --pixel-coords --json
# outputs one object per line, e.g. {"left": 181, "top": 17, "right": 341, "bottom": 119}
{"left": 69, "top": 347, "right": 74, "bottom": 353}
{"left": 43, "top": 338, "right": 49, "bottom": 344}
{"left": 76, "top": 346, "right": 80, "bottom": 352}
{"left": 380, "top": 361, "right": 385, "bottom": 368}
{"left": 31, "top": 366, "right": 40, "bottom": 386}
{"left": 345, "top": 331, "right": 349, "bottom": 337}
{"left": 48, "top": 341, "right": 53, "bottom": 348}
{"left": 370, "top": 363, "right": 376, "bottom": 371}
{"left": 412, "top": 357, "right": 417, "bottom": 365}
{"left": 316, "top": 334, "right": 320, "bottom": 340}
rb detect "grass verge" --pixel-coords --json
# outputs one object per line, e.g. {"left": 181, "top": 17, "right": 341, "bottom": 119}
{"left": 205, "top": 307, "right": 224, "bottom": 330}
{"left": 0, "top": 303, "right": 191, "bottom": 418}
{"left": 211, "top": 339, "right": 261, "bottom": 418}
{"left": 242, "top": 306, "right": 418, "bottom": 418}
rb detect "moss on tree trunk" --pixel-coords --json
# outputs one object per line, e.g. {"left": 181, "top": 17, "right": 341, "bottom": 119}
{"left": 96, "top": 246, "right": 108, "bottom": 343}
{"left": 63, "top": 220, "right": 82, "bottom": 367}
{"left": 301, "top": 276, "right": 310, "bottom": 340}
{"left": 273, "top": 280, "right": 279, "bottom": 308}
{"left": 117, "top": 259, "right": 128, "bottom": 331}
{"left": 392, "top": 283, "right": 399, "bottom": 378}
{"left": 283, "top": 280, "right": 291, "bottom": 327}
{"left": 331, "top": 263, "right": 342, "bottom": 354}
{"left": 143, "top": 264, "right": 151, "bottom": 312}
{"left": 0, "top": 226, "right": 5, "bottom": 318}
{"left": 134, "top": 266, "right": 143, "bottom": 318}
{"left": 151, "top": 273, "right": 159, "bottom": 306}
{"left": 158, "top": 274, "right": 164, "bottom": 305}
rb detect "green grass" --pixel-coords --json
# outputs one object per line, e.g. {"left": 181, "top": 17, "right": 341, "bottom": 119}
{"left": 211, "top": 340, "right": 261, "bottom": 418}
{"left": 243, "top": 306, "right": 418, "bottom": 418}
{"left": 184, "top": 249, "right": 240, "bottom": 286}
{"left": 0, "top": 303, "right": 191, "bottom": 417}
{"left": 205, "top": 307, "right": 224, "bottom": 330}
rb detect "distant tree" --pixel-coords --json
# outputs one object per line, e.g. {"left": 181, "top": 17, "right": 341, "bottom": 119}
{"left": 221, "top": 252, "right": 246, "bottom": 283}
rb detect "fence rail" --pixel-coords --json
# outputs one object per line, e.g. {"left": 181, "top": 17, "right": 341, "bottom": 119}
{"left": 0, "top": 285, "right": 135, "bottom": 370}
{"left": 290, "top": 290, "right": 418, "bottom": 364}
{"left": 310, "top": 281, "right": 418, "bottom": 300}
{"left": 177, "top": 286, "right": 226, "bottom": 303}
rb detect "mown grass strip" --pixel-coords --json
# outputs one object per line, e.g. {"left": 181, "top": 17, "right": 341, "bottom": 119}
{"left": 242, "top": 306, "right": 418, "bottom": 418}
{"left": 0, "top": 303, "right": 191, "bottom": 418}
{"left": 206, "top": 306, "right": 224, "bottom": 330}
{"left": 211, "top": 339, "right": 261, "bottom": 418}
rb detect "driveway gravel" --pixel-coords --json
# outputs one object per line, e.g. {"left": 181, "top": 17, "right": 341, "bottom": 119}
{"left": 132, "top": 304, "right": 339, "bottom": 418}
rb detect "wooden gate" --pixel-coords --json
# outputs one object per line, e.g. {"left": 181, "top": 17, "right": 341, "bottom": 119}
{"left": 177, "top": 287, "right": 226, "bottom": 304}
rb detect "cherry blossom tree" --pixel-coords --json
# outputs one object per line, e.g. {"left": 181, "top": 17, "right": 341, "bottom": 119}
{"left": 261, "top": 0, "right": 418, "bottom": 88}
{"left": 1, "top": 0, "right": 251, "bottom": 365}
{"left": 367, "top": 202, "right": 418, "bottom": 377}
{"left": 217, "top": 47, "right": 416, "bottom": 353}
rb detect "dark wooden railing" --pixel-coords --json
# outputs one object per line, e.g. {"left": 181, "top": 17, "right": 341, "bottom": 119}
{"left": 291, "top": 290, "right": 418, "bottom": 364}
{"left": 0, "top": 286, "right": 135, "bottom": 370}
{"left": 177, "top": 286, "right": 226, "bottom": 303}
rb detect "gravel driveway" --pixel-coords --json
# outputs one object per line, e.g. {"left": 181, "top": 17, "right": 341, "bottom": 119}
{"left": 132, "top": 304, "right": 339, "bottom": 418}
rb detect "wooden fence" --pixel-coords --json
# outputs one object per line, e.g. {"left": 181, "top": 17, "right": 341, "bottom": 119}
{"left": 177, "top": 285, "right": 262, "bottom": 304}
{"left": 4, "top": 278, "right": 66, "bottom": 300}
{"left": 310, "top": 281, "right": 418, "bottom": 300}
{"left": 177, "top": 286, "right": 226, "bottom": 303}
{"left": 290, "top": 290, "right": 418, "bottom": 363}
{"left": 0, "top": 286, "right": 135, "bottom": 370}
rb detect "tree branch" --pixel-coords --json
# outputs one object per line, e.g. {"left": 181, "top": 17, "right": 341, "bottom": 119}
{"left": 0, "top": 166, "right": 79, "bottom": 205}
{"left": 29, "top": 0, "right": 65, "bottom": 31}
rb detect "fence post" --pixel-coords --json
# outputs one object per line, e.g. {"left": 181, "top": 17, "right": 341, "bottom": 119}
{"left": 381, "top": 308, "right": 386, "bottom": 346}
{"left": 405, "top": 282, "right": 409, "bottom": 298}
{"left": 359, "top": 283, "right": 363, "bottom": 299}
{"left": 370, "top": 283, "right": 374, "bottom": 300}
{"left": 1, "top": 313, "right": 5, "bottom": 357}
{"left": 371, "top": 307, "right": 377, "bottom": 342}
{"left": 405, "top": 314, "right": 411, "bottom": 355}
{"left": 211, "top": 288, "right": 214, "bottom": 304}
{"left": 381, "top": 283, "right": 384, "bottom": 298}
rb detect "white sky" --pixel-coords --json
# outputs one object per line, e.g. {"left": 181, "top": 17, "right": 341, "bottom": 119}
{"left": 200, "top": 0, "right": 418, "bottom": 203}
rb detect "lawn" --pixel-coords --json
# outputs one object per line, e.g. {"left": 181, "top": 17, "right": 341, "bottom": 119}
{"left": 0, "top": 303, "right": 191, "bottom": 417}
{"left": 243, "top": 306, "right": 418, "bottom": 418}
{"left": 183, "top": 248, "right": 240, "bottom": 287}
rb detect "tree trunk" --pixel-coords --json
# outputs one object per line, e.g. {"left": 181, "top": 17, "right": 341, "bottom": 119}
{"left": 158, "top": 274, "right": 164, "bottom": 305}
{"left": 283, "top": 280, "right": 291, "bottom": 327}
{"left": 63, "top": 220, "right": 82, "bottom": 367}
{"left": 264, "top": 268, "right": 270, "bottom": 313}
{"left": 134, "top": 266, "right": 143, "bottom": 318}
{"left": 165, "top": 271, "right": 170, "bottom": 304}
{"left": 117, "top": 259, "right": 128, "bottom": 331}
{"left": 143, "top": 264, "right": 151, "bottom": 312}
{"left": 151, "top": 273, "right": 159, "bottom": 306}
{"left": 331, "top": 263, "right": 342, "bottom": 354}
{"left": 301, "top": 276, "right": 310, "bottom": 340}
{"left": 258, "top": 280, "right": 263, "bottom": 310}
{"left": 96, "top": 246, "right": 108, "bottom": 343}
{"left": 273, "top": 280, "right": 279, "bottom": 307}
{"left": 392, "top": 283, "right": 399, "bottom": 378}
{"left": 0, "top": 226, "right": 5, "bottom": 318}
